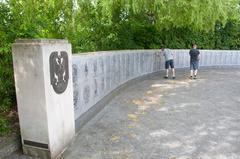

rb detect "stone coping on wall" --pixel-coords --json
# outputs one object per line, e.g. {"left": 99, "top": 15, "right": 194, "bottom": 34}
{"left": 73, "top": 49, "right": 240, "bottom": 55}
{"left": 14, "top": 39, "right": 69, "bottom": 45}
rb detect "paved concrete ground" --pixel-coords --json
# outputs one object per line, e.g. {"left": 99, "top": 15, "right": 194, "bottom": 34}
{"left": 7, "top": 68, "right": 240, "bottom": 159}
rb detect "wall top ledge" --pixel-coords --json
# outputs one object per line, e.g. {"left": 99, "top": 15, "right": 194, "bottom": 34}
{"left": 13, "top": 39, "right": 69, "bottom": 45}
{"left": 73, "top": 49, "right": 158, "bottom": 56}
{"left": 73, "top": 49, "right": 240, "bottom": 57}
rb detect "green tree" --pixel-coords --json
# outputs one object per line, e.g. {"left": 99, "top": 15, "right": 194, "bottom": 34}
{"left": 97, "top": 0, "right": 239, "bottom": 31}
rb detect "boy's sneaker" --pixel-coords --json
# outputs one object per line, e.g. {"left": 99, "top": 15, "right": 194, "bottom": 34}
{"left": 164, "top": 76, "right": 168, "bottom": 79}
{"left": 172, "top": 76, "right": 175, "bottom": 79}
{"left": 193, "top": 75, "right": 197, "bottom": 79}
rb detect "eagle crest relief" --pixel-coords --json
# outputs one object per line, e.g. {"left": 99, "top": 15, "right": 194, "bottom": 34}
{"left": 49, "top": 51, "right": 69, "bottom": 94}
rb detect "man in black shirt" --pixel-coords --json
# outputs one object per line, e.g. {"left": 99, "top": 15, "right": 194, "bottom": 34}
{"left": 189, "top": 44, "right": 200, "bottom": 79}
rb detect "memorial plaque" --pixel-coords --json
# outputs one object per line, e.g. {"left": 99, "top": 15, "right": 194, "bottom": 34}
{"left": 83, "top": 85, "right": 90, "bottom": 104}
{"left": 84, "top": 63, "right": 88, "bottom": 77}
{"left": 73, "top": 90, "right": 79, "bottom": 109}
{"left": 119, "top": 54, "right": 123, "bottom": 81}
{"left": 106, "top": 56, "right": 111, "bottom": 90}
{"left": 100, "top": 57, "right": 104, "bottom": 73}
{"left": 94, "top": 60, "right": 97, "bottom": 76}
{"left": 130, "top": 53, "right": 134, "bottom": 76}
{"left": 49, "top": 51, "right": 69, "bottom": 94}
{"left": 236, "top": 52, "right": 239, "bottom": 64}
{"left": 94, "top": 79, "right": 98, "bottom": 97}
{"left": 101, "top": 77, "right": 105, "bottom": 90}
{"left": 136, "top": 53, "right": 140, "bottom": 74}
{"left": 126, "top": 54, "right": 130, "bottom": 78}
{"left": 72, "top": 64, "right": 78, "bottom": 84}
{"left": 140, "top": 53, "right": 144, "bottom": 74}
{"left": 116, "top": 54, "right": 120, "bottom": 83}
{"left": 113, "top": 55, "right": 116, "bottom": 84}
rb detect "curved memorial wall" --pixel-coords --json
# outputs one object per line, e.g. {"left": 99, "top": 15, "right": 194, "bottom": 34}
{"left": 72, "top": 49, "right": 240, "bottom": 130}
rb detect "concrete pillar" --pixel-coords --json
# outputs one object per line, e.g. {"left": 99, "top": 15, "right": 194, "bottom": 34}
{"left": 12, "top": 39, "right": 75, "bottom": 159}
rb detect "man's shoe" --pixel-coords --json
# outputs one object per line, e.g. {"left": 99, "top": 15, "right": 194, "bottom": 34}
{"left": 193, "top": 75, "right": 197, "bottom": 79}
{"left": 164, "top": 76, "right": 168, "bottom": 79}
{"left": 172, "top": 76, "right": 175, "bottom": 79}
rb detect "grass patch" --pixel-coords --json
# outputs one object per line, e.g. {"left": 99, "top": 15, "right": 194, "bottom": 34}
{"left": 0, "top": 116, "right": 11, "bottom": 136}
{"left": 0, "top": 108, "right": 19, "bottom": 137}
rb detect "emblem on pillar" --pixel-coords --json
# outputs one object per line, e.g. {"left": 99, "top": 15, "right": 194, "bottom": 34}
{"left": 49, "top": 51, "right": 69, "bottom": 94}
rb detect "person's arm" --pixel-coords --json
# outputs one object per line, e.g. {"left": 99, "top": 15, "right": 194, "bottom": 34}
{"left": 171, "top": 50, "right": 174, "bottom": 57}
{"left": 197, "top": 50, "right": 200, "bottom": 60}
{"left": 162, "top": 51, "right": 165, "bottom": 57}
{"left": 155, "top": 50, "right": 161, "bottom": 57}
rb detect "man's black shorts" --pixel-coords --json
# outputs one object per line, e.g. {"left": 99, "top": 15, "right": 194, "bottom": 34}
{"left": 165, "top": 59, "right": 174, "bottom": 69}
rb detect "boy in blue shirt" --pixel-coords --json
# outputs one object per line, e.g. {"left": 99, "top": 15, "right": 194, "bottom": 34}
{"left": 189, "top": 44, "right": 200, "bottom": 79}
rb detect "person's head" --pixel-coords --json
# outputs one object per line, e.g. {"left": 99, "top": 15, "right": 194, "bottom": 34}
{"left": 161, "top": 45, "right": 165, "bottom": 51}
{"left": 192, "top": 43, "right": 197, "bottom": 49}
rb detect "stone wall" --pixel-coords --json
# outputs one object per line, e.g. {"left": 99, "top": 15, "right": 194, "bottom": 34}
{"left": 72, "top": 49, "right": 240, "bottom": 125}
{"left": 172, "top": 50, "right": 240, "bottom": 68}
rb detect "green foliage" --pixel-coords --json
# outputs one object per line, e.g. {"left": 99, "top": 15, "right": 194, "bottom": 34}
{"left": 98, "top": 0, "right": 239, "bottom": 31}
{"left": 71, "top": 0, "right": 240, "bottom": 51}
{"left": 0, "top": 51, "right": 15, "bottom": 112}
{"left": 0, "top": 116, "right": 11, "bottom": 136}
{"left": 0, "top": 2, "right": 15, "bottom": 112}
{"left": 0, "top": 0, "right": 74, "bottom": 112}
{"left": 214, "top": 21, "right": 240, "bottom": 49}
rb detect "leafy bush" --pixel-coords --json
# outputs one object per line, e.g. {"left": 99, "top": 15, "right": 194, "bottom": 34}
{"left": 0, "top": 116, "right": 11, "bottom": 136}
{"left": 0, "top": 46, "right": 16, "bottom": 112}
